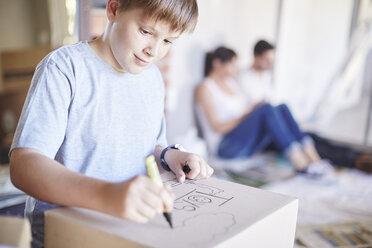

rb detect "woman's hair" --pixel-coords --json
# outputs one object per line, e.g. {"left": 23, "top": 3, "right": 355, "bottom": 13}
{"left": 204, "top": 46, "right": 237, "bottom": 76}
{"left": 118, "top": 0, "right": 198, "bottom": 33}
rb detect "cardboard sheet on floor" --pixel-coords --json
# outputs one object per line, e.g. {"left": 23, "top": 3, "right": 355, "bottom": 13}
{"left": 0, "top": 216, "right": 31, "bottom": 248}
{"left": 45, "top": 172, "right": 298, "bottom": 248}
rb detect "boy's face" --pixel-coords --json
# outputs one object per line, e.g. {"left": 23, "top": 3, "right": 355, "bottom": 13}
{"left": 108, "top": 6, "right": 181, "bottom": 74}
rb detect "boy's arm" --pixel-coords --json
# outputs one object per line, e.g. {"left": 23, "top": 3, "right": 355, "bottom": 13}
{"left": 10, "top": 148, "right": 174, "bottom": 223}
{"left": 154, "top": 145, "right": 214, "bottom": 182}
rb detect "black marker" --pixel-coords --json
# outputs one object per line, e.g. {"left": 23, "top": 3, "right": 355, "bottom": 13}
{"left": 183, "top": 162, "right": 191, "bottom": 174}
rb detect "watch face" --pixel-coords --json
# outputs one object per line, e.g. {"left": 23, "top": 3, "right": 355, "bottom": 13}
{"left": 174, "top": 144, "right": 185, "bottom": 152}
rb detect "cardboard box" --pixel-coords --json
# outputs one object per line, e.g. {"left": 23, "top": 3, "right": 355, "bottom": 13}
{"left": 45, "top": 173, "right": 298, "bottom": 248}
{"left": 0, "top": 216, "right": 31, "bottom": 248}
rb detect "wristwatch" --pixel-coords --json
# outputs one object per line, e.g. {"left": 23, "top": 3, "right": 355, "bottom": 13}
{"left": 160, "top": 144, "right": 185, "bottom": 171}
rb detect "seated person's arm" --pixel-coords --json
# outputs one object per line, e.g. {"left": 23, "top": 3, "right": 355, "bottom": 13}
{"left": 10, "top": 148, "right": 174, "bottom": 223}
{"left": 252, "top": 99, "right": 266, "bottom": 110}
{"left": 195, "top": 83, "right": 248, "bottom": 135}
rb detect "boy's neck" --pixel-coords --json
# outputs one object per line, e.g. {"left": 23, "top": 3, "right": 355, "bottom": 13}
{"left": 88, "top": 36, "right": 126, "bottom": 73}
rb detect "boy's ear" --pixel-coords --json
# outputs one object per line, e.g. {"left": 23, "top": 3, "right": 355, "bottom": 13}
{"left": 107, "top": 0, "right": 120, "bottom": 22}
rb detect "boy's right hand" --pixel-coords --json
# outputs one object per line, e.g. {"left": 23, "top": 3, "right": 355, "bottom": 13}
{"left": 103, "top": 175, "right": 175, "bottom": 223}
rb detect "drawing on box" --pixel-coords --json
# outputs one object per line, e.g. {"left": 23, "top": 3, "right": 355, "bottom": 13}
{"left": 167, "top": 178, "right": 234, "bottom": 212}
{"left": 184, "top": 179, "right": 224, "bottom": 195}
{"left": 159, "top": 174, "right": 237, "bottom": 246}
{"left": 175, "top": 212, "right": 236, "bottom": 245}
{"left": 164, "top": 178, "right": 224, "bottom": 196}
{"left": 163, "top": 179, "right": 182, "bottom": 188}
{"left": 173, "top": 188, "right": 234, "bottom": 212}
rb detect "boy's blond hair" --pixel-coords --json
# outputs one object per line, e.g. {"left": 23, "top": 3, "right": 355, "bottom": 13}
{"left": 118, "top": 0, "right": 198, "bottom": 33}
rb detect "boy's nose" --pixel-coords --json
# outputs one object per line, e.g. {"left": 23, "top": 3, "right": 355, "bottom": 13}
{"left": 143, "top": 47, "right": 154, "bottom": 57}
{"left": 144, "top": 40, "right": 161, "bottom": 58}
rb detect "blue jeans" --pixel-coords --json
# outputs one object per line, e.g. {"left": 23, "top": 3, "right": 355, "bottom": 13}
{"left": 217, "top": 103, "right": 307, "bottom": 158}
{"left": 27, "top": 201, "right": 59, "bottom": 248}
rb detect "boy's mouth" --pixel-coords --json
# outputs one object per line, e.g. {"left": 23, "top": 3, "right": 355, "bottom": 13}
{"left": 134, "top": 54, "right": 149, "bottom": 66}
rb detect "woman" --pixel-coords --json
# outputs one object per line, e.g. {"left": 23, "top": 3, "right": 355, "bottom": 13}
{"left": 195, "top": 46, "right": 330, "bottom": 174}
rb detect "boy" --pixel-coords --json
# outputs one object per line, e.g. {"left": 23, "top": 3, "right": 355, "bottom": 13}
{"left": 9, "top": 0, "right": 214, "bottom": 247}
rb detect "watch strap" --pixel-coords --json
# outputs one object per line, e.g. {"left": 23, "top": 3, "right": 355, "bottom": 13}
{"left": 160, "top": 144, "right": 184, "bottom": 171}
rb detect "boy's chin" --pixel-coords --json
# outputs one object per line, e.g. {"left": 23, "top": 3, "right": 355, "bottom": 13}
{"left": 124, "top": 65, "right": 149, "bottom": 74}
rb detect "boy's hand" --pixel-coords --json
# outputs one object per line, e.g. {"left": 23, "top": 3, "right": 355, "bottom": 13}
{"left": 164, "top": 150, "right": 214, "bottom": 182}
{"left": 105, "top": 175, "right": 175, "bottom": 223}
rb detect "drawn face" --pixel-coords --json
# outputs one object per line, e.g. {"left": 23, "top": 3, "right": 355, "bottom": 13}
{"left": 188, "top": 195, "right": 212, "bottom": 204}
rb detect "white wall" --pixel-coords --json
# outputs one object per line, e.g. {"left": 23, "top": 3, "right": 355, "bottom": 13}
{"left": 166, "top": 0, "right": 279, "bottom": 143}
{"left": 273, "top": 0, "right": 353, "bottom": 122}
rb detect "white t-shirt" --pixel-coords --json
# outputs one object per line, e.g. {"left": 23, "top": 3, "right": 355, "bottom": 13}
{"left": 11, "top": 41, "right": 168, "bottom": 232}
{"left": 196, "top": 77, "right": 249, "bottom": 155}
{"left": 238, "top": 68, "right": 273, "bottom": 108}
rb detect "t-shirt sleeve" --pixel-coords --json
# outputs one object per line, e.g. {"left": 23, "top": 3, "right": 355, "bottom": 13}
{"left": 10, "top": 58, "right": 74, "bottom": 159}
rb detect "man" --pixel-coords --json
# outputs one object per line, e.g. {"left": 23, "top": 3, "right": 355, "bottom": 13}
{"left": 238, "top": 40, "right": 372, "bottom": 173}
{"left": 238, "top": 39, "right": 275, "bottom": 105}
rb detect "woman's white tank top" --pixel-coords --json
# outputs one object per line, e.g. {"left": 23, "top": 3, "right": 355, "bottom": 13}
{"left": 195, "top": 77, "right": 249, "bottom": 155}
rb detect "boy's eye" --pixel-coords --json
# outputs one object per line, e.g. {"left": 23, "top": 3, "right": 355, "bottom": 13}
{"left": 140, "top": 28, "right": 151, "bottom": 35}
{"left": 164, "top": 39, "right": 173, "bottom": 44}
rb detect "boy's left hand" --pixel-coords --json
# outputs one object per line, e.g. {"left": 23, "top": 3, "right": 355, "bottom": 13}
{"left": 164, "top": 149, "right": 214, "bottom": 182}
